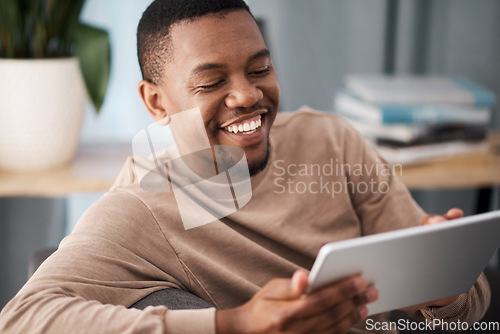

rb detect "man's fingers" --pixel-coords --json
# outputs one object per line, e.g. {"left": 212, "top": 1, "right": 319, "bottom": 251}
{"left": 290, "top": 276, "right": 376, "bottom": 319}
{"left": 319, "top": 306, "right": 368, "bottom": 334}
{"left": 234, "top": 274, "right": 377, "bottom": 334}
{"left": 423, "top": 215, "right": 447, "bottom": 225}
{"left": 287, "top": 298, "right": 371, "bottom": 334}
{"left": 314, "top": 286, "right": 376, "bottom": 325}
{"left": 288, "top": 307, "right": 365, "bottom": 334}
{"left": 262, "top": 270, "right": 309, "bottom": 300}
{"left": 283, "top": 284, "right": 377, "bottom": 331}
{"left": 443, "top": 208, "right": 464, "bottom": 220}
{"left": 422, "top": 207, "right": 465, "bottom": 225}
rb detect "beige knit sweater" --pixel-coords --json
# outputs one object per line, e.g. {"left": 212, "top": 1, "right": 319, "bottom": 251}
{"left": 0, "top": 109, "right": 490, "bottom": 333}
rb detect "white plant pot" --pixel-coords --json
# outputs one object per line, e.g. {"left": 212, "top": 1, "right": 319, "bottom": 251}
{"left": 0, "top": 58, "right": 88, "bottom": 172}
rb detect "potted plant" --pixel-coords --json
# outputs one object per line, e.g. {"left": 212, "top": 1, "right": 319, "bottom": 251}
{"left": 0, "top": 0, "right": 111, "bottom": 171}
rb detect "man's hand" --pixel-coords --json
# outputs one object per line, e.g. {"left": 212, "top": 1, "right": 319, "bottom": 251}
{"left": 216, "top": 270, "right": 378, "bottom": 334}
{"left": 421, "top": 208, "right": 464, "bottom": 226}
{"left": 400, "top": 208, "right": 464, "bottom": 312}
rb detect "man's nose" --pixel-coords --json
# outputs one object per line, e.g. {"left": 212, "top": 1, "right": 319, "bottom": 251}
{"left": 224, "top": 77, "right": 263, "bottom": 109}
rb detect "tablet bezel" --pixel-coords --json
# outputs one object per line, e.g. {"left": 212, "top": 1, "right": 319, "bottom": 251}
{"left": 306, "top": 210, "right": 500, "bottom": 315}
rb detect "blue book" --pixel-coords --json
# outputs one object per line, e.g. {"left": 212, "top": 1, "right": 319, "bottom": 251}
{"left": 345, "top": 75, "right": 496, "bottom": 108}
{"left": 334, "top": 90, "right": 492, "bottom": 125}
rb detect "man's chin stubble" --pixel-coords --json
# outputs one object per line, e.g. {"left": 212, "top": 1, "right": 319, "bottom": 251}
{"left": 248, "top": 140, "right": 271, "bottom": 177}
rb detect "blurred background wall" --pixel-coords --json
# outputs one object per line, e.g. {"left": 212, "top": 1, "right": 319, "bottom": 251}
{"left": 1, "top": 0, "right": 499, "bottom": 309}
{"left": 247, "top": 0, "right": 500, "bottom": 130}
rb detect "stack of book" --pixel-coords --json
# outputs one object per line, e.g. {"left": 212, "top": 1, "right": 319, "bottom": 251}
{"left": 333, "top": 75, "right": 496, "bottom": 164}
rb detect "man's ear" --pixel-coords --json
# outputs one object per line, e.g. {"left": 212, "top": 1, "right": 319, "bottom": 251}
{"left": 138, "top": 80, "right": 168, "bottom": 122}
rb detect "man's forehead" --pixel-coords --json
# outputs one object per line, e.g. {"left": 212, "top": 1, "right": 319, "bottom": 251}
{"left": 167, "top": 10, "right": 264, "bottom": 62}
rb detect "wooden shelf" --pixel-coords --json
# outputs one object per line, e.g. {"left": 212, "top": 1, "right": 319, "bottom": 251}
{"left": 1, "top": 143, "right": 499, "bottom": 197}
{"left": 0, "top": 143, "right": 131, "bottom": 197}
{"left": 397, "top": 151, "right": 500, "bottom": 190}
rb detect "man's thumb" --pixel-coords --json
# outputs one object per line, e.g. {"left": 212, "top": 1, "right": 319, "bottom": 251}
{"left": 262, "top": 269, "right": 309, "bottom": 300}
{"left": 290, "top": 269, "right": 309, "bottom": 296}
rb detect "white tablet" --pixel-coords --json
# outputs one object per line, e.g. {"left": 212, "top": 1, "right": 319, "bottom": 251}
{"left": 307, "top": 210, "right": 500, "bottom": 315}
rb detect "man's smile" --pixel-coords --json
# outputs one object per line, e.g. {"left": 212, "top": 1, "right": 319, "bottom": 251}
{"left": 220, "top": 113, "right": 267, "bottom": 146}
{"left": 224, "top": 115, "right": 262, "bottom": 134}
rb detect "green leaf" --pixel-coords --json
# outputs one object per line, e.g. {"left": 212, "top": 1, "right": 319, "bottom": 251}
{"left": 0, "top": 0, "right": 22, "bottom": 57}
{"left": 75, "top": 23, "right": 111, "bottom": 114}
{"left": 55, "top": 0, "right": 85, "bottom": 56}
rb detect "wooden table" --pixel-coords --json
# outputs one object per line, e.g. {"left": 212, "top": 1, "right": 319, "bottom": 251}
{"left": 397, "top": 151, "right": 500, "bottom": 190}
{"left": 0, "top": 143, "right": 132, "bottom": 197}
{"left": 394, "top": 150, "right": 500, "bottom": 214}
{"left": 1, "top": 143, "right": 499, "bottom": 197}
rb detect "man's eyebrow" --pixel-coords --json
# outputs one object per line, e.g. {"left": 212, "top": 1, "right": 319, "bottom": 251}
{"left": 247, "top": 48, "right": 271, "bottom": 63}
{"left": 190, "top": 49, "right": 271, "bottom": 78}
{"left": 191, "top": 63, "right": 226, "bottom": 77}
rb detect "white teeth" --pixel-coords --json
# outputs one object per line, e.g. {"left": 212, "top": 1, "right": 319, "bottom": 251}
{"left": 225, "top": 117, "right": 263, "bottom": 134}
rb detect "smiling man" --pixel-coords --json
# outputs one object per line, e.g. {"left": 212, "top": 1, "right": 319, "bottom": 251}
{"left": 137, "top": 2, "right": 279, "bottom": 175}
{"left": 0, "top": 1, "right": 490, "bottom": 333}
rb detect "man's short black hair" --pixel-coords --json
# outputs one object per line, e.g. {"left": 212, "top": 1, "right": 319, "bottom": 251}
{"left": 137, "top": 0, "right": 252, "bottom": 85}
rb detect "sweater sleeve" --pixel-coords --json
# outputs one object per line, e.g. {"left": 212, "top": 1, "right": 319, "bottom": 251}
{"left": 407, "top": 272, "right": 491, "bottom": 330}
{"left": 339, "top": 118, "right": 491, "bottom": 325}
{"left": 0, "top": 190, "right": 216, "bottom": 334}
{"left": 340, "top": 117, "right": 426, "bottom": 234}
